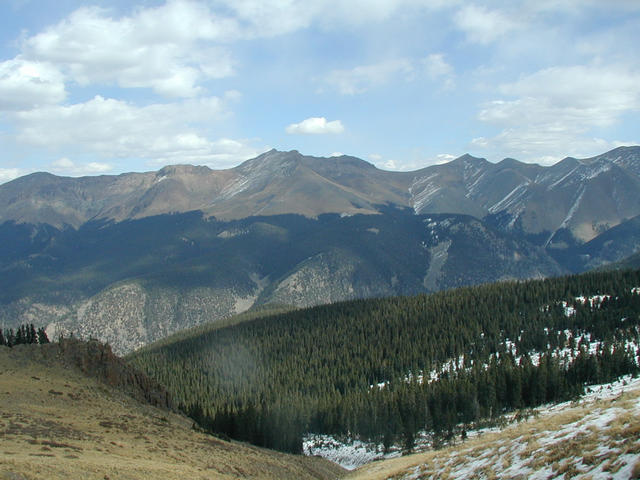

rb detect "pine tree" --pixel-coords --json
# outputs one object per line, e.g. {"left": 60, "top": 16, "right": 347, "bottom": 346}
{"left": 15, "top": 325, "right": 25, "bottom": 345}
{"left": 37, "top": 327, "right": 50, "bottom": 344}
{"left": 28, "top": 324, "right": 37, "bottom": 344}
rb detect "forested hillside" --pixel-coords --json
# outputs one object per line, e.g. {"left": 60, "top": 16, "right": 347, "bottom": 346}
{"left": 128, "top": 269, "right": 640, "bottom": 453}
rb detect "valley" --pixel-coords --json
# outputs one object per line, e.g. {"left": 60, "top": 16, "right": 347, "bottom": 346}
{"left": 2, "top": 2, "right": 639, "bottom": 478}
{"left": 2, "top": 268, "right": 639, "bottom": 478}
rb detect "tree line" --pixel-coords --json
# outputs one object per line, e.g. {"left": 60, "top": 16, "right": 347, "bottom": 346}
{"left": 0, "top": 323, "right": 49, "bottom": 347}
{"left": 127, "top": 269, "right": 640, "bottom": 453}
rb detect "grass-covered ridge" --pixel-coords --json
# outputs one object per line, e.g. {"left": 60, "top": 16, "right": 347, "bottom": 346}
{"left": 127, "top": 269, "right": 640, "bottom": 453}
{"left": 0, "top": 341, "right": 345, "bottom": 480}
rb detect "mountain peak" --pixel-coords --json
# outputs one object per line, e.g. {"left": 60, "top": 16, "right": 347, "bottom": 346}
{"left": 304, "top": 154, "right": 378, "bottom": 172}
{"left": 157, "top": 164, "right": 212, "bottom": 177}
{"left": 450, "top": 153, "right": 488, "bottom": 166}
{"left": 496, "top": 157, "right": 527, "bottom": 168}
{"left": 235, "top": 149, "right": 303, "bottom": 174}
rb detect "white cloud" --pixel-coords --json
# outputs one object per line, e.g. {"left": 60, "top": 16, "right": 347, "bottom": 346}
{"left": 149, "top": 137, "right": 262, "bottom": 168}
{"left": 51, "top": 157, "right": 73, "bottom": 169}
{"left": 324, "top": 54, "right": 456, "bottom": 95}
{"left": 0, "top": 167, "right": 24, "bottom": 184}
{"left": 496, "top": 65, "right": 640, "bottom": 126}
{"left": 0, "top": 57, "right": 66, "bottom": 111}
{"left": 12, "top": 94, "right": 259, "bottom": 168}
{"left": 323, "top": 59, "right": 414, "bottom": 95}
{"left": 454, "top": 4, "right": 519, "bottom": 45}
{"left": 51, "top": 157, "right": 112, "bottom": 176}
{"left": 214, "top": 0, "right": 455, "bottom": 35}
{"left": 21, "top": 2, "right": 237, "bottom": 97}
{"left": 382, "top": 159, "right": 397, "bottom": 170}
{"left": 286, "top": 117, "right": 344, "bottom": 134}
{"left": 474, "top": 64, "right": 640, "bottom": 162}
{"left": 528, "top": 0, "right": 640, "bottom": 14}
{"left": 16, "top": 95, "right": 223, "bottom": 149}
{"left": 434, "top": 153, "right": 456, "bottom": 164}
{"left": 15, "top": 0, "right": 453, "bottom": 100}
{"left": 422, "top": 53, "right": 455, "bottom": 89}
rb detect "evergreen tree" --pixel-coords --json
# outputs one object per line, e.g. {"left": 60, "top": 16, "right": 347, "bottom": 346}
{"left": 37, "top": 327, "right": 50, "bottom": 344}
{"left": 28, "top": 324, "right": 37, "bottom": 344}
{"left": 15, "top": 325, "right": 25, "bottom": 345}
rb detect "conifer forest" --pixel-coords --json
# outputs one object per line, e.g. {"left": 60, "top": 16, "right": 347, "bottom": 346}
{"left": 127, "top": 269, "right": 640, "bottom": 453}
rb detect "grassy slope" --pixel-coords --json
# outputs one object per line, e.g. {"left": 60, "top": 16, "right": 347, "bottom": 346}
{"left": 346, "top": 377, "right": 640, "bottom": 480}
{"left": 0, "top": 344, "right": 345, "bottom": 480}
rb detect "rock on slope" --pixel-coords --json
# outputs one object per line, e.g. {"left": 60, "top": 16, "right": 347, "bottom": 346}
{"left": 0, "top": 341, "right": 345, "bottom": 480}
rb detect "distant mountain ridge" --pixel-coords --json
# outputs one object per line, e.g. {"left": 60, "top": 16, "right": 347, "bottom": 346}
{"left": 409, "top": 146, "right": 640, "bottom": 244}
{"left": 1, "top": 146, "right": 639, "bottom": 353}
{"left": 0, "top": 149, "right": 409, "bottom": 228}
{"left": 3, "top": 146, "right": 639, "bottom": 247}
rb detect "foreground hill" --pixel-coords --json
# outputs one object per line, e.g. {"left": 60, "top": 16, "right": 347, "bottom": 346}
{"left": 346, "top": 376, "right": 640, "bottom": 479}
{"left": 0, "top": 340, "right": 345, "bottom": 480}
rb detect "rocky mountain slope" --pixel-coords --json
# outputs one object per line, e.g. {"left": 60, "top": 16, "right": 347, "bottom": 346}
{"left": 0, "top": 209, "right": 563, "bottom": 354}
{"left": 410, "top": 147, "right": 640, "bottom": 245}
{"left": 0, "top": 150, "right": 410, "bottom": 228}
{"left": 0, "top": 340, "right": 345, "bottom": 480}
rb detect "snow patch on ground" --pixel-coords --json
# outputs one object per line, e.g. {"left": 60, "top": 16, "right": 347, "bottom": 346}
{"left": 320, "top": 288, "right": 640, "bottom": 472}
{"left": 307, "top": 376, "right": 640, "bottom": 473}
{"left": 303, "top": 434, "right": 400, "bottom": 470}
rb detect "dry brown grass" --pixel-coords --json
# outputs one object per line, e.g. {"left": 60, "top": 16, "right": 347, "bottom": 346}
{"left": 0, "top": 346, "right": 345, "bottom": 480}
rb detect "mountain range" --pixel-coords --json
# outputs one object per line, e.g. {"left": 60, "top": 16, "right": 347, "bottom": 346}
{"left": 1, "top": 146, "right": 639, "bottom": 353}
{"left": 3, "top": 146, "right": 639, "bottom": 243}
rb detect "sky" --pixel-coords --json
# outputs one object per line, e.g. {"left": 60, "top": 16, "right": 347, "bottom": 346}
{"left": 0, "top": 0, "right": 639, "bottom": 182}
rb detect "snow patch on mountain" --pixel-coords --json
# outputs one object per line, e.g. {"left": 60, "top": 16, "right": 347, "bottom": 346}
{"left": 488, "top": 183, "right": 530, "bottom": 214}
{"left": 409, "top": 174, "right": 441, "bottom": 213}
